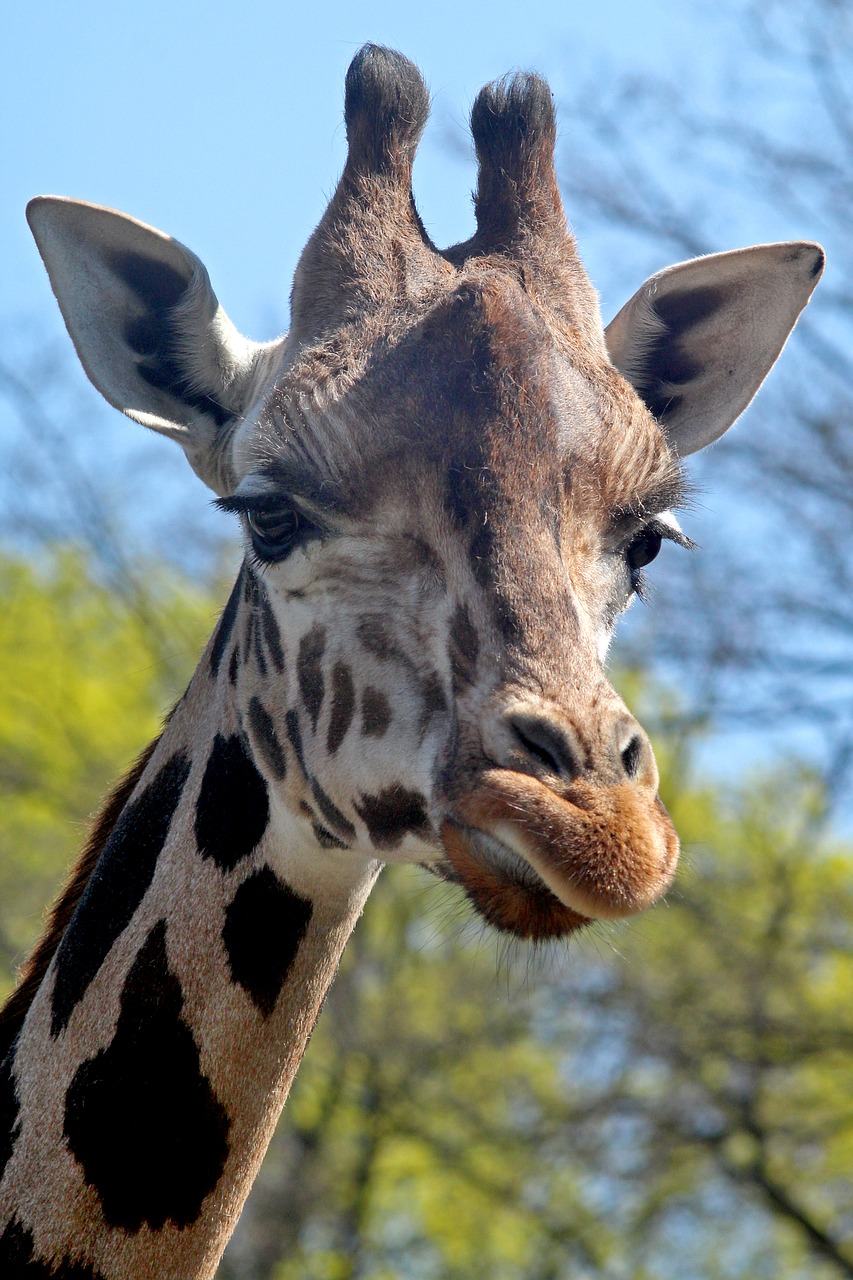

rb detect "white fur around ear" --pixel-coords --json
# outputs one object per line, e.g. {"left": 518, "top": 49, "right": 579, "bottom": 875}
{"left": 27, "top": 196, "right": 278, "bottom": 494}
{"left": 605, "top": 242, "right": 825, "bottom": 456}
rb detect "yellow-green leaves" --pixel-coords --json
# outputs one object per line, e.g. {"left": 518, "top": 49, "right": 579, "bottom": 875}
{"left": 0, "top": 547, "right": 214, "bottom": 998}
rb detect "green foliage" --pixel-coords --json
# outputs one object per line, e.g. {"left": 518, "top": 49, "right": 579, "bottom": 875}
{"left": 220, "top": 761, "right": 853, "bottom": 1280}
{"left": 225, "top": 713, "right": 853, "bottom": 1279}
{"left": 605, "top": 766, "right": 853, "bottom": 1277}
{"left": 1, "top": 545, "right": 851, "bottom": 1278}
{"left": 0, "top": 546, "right": 216, "bottom": 997}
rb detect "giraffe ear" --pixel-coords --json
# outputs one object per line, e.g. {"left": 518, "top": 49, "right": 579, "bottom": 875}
{"left": 604, "top": 242, "right": 825, "bottom": 456}
{"left": 27, "top": 196, "right": 274, "bottom": 494}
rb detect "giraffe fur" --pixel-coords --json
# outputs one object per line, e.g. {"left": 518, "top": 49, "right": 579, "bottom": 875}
{"left": 0, "top": 44, "right": 823, "bottom": 1278}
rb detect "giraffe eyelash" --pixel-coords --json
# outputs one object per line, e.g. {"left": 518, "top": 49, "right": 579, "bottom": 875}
{"left": 216, "top": 495, "right": 326, "bottom": 564}
{"left": 645, "top": 515, "right": 696, "bottom": 552}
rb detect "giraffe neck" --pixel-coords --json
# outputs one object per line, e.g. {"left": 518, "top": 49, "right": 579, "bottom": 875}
{"left": 0, "top": 640, "right": 380, "bottom": 1280}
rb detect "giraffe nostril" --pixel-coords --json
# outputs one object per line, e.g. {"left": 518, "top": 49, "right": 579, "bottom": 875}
{"left": 505, "top": 713, "right": 579, "bottom": 782}
{"left": 620, "top": 733, "right": 644, "bottom": 779}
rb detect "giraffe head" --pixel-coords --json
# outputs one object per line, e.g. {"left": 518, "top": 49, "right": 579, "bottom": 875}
{"left": 27, "top": 46, "right": 823, "bottom": 940}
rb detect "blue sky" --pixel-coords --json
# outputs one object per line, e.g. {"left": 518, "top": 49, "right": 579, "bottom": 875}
{"left": 4, "top": 2, "right": 845, "bottom": 800}
{"left": 4, "top": 0, "right": 720, "bottom": 340}
{"left": 4, "top": 0, "right": 739, "bottom": 563}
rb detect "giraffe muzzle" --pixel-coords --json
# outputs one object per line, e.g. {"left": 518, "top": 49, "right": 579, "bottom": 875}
{"left": 440, "top": 767, "right": 680, "bottom": 937}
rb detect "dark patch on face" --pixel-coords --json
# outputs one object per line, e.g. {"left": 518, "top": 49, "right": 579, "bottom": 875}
{"left": 444, "top": 457, "right": 485, "bottom": 531}
{"left": 0, "top": 1216, "right": 107, "bottom": 1278}
{"left": 63, "top": 920, "right": 230, "bottom": 1232}
{"left": 195, "top": 734, "right": 270, "bottom": 871}
{"left": 113, "top": 251, "right": 232, "bottom": 429}
{"left": 244, "top": 603, "right": 256, "bottom": 670}
{"left": 312, "top": 822, "right": 349, "bottom": 850}
{"left": 298, "top": 625, "right": 327, "bottom": 733}
{"left": 327, "top": 662, "right": 356, "bottom": 754}
{"left": 247, "top": 697, "right": 286, "bottom": 779}
{"left": 444, "top": 454, "right": 496, "bottom": 591}
{"left": 228, "top": 644, "right": 240, "bottom": 685}
{"left": 357, "top": 615, "right": 411, "bottom": 668}
{"left": 389, "top": 532, "right": 447, "bottom": 597}
{"left": 253, "top": 616, "right": 268, "bottom": 677}
{"left": 444, "top": 466, "right": 468, "bottom": 530}
{"left": 222, "top": 867, "right": 313, "bottom": 1018}
{"left": 209, "top": 566, "right": 244, "bottom": 679}
{"left": 362, "top": 686, "right": 392, "bottom": 738}
{"left": 0, "top": 1045, "right": 20, "bottom": 1182}
{"left": 468, "top": 519, "right": 495, "bottom": 589}
{"left": 418, "top": 671, "right": 448, "bottom": 738}
{"left": 258, "top": 591, "right": 285, "bottom": 672}
{"left": 285, "top": 709, "right": 308, "bottom": 778}
{"left": 448, "top": 602, "right": 480, "bottom": 695}
{"left": 355, "top": 785, "right": 432, "bottom": 850}
{"left": 310, "top": 780, "right": 356, "bottom": 842}
{"left": 493, "top": 591, "right": 523, "bottom": 646}
{"left": 244, "top": 574, "right": 269, "bottom": 677}
{"left": 51, "top": 752, "right": 191, "bottom": 1037}
{"left": 403, "top": 535, "right": 446, "bottom": 590}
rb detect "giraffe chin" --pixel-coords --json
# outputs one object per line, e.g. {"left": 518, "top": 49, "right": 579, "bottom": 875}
{"left": 440, "top": 769, "right": 680, "bottom": 940}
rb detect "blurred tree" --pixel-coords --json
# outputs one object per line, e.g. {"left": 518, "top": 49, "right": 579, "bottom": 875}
{"left": 540, "top": 754, "right": 853, "bottom": 1279}
{"left": 554, "top": 0, "right": 853, "bottom": 804}
{"left": 1, "top": 552, "right": 850, "bottom": 1279}
{"left": 0, "top": 547, "right": 215, "bottom": 996}
{"left": 0, "top": 323, "right": 229, "bottom": 589}
{"left": 219, "top": 716, "right": 853, "bottom": 1280}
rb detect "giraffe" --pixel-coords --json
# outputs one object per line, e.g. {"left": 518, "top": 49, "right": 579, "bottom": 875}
{"left": 0, "top": 44, "right": 823, "bottom": 1280}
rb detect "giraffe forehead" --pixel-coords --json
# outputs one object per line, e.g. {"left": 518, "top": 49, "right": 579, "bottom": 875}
{"left": 228, "top": 272, "right": 682, "bottom": 632}
{"left": 240, "top": 271, "right": 623, "bottom": 511}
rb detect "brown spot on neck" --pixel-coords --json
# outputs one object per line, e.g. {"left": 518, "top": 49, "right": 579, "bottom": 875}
{"left": 0, "top": 732, "right": 162, "bottom": 1068}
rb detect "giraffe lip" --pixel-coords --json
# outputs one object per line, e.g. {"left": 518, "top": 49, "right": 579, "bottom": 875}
{"left": 438, "top": 817, "right": 591, "bottom": 939}
{"left": 452, "top": 821, "right": 576, "bottom": 902}
{"left": 443, "top": 767, "right": 680, "bottom": 925}
{"left": 447, "top": 818, "right": 594, "bottom": 920}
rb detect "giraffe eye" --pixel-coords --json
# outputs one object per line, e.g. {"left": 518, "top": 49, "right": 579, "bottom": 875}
{"left": 626, "top": 527, "right": 662, "bottom": 588}
{"left": 247, "top": 506, "right": 311, "bottom": 562}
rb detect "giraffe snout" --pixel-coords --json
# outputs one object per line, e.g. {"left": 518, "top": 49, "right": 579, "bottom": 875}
{"left": 491, "top": 701, "right": 659, "bottom": 794}
{"left": 438, "top": 697, "right": 677, "bottom": 938}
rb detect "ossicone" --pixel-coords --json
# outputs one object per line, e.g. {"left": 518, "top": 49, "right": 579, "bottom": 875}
{"left": 343, "top": 44, "right": 430, "bottom": 179}
{"left": 471, "top": 72, "right": 556, "bottom": 179}
{"left": 468, "top": 72, "right": 564, "bottom": 248}
{"left": 287, "top": 45, "right": 440, "bottom": 344}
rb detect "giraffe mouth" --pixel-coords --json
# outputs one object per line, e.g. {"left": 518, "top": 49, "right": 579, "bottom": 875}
{"left": 437, "top": 820, "right": 590, "bottom": 939}
{"left": 438, "top": 768, "right": 679, "bottom": 940}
